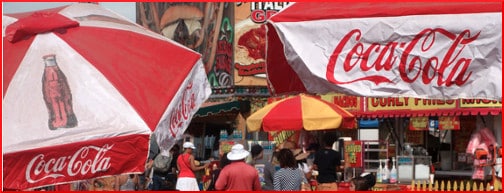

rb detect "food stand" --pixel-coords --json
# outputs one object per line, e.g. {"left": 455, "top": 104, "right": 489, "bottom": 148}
{"left": 243, "top": 3, "right": 502, "bottom": 190}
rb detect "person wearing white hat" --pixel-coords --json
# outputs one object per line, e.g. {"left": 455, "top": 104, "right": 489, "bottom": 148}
{"left": 215, "top": 144, "right": 262, "bottom": 191}
{"left": 175, "top": 142, "right": 210, "bottom": 191}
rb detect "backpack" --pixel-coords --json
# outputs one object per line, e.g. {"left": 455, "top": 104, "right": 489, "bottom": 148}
{"left": 153, "top": 152, "right": 172, "bottom": 173}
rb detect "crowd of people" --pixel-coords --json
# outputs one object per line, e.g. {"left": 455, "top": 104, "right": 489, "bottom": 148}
{"left": 142, "top": 133, "right": 362, "bottom": 191}
{"left": 63, "top": 133, "right": 375, "bottom": 191}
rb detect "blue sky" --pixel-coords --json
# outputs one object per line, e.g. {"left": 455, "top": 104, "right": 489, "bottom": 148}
{"left": 3, "top": 2, "right": 136, "bottom": 22}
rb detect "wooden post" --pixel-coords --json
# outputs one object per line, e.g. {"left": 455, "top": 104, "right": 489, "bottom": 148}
{"left": 479, "top": 182, "right": 484, "bottom": 191}
{"left": 465, "top": 181, "right": 471, "bottom": 191}
{"left": 453, "top": 180, "right": 458, "bottom": 191}
{"left": 486, "top": 183, "right": 492, "bottom": 191}
{"left": 411, "top": 180, "right": 415, "bottom": 191}
{"left": 434, "top": 180, "right": 439, "bottom": 191}
{"left": 446, "top": 180, "right": 451, "bottom": 191}
{"left": 473, "top": 182, "right": 477, "bottom": 191}
{"left": 440, "top": 181, "right": 445, "bottom": 191}
{"left": 428, "top": 180, "right": 433, "bottom": 191}
{"left": 417, "top": 180, "right": 422, "bottom": 191}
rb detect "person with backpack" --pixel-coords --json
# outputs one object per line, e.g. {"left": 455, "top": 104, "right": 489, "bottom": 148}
{"left": 151, "top": 148, "right": 173, "bottom": 190}
{"left": 176, "top": 142, "right": 210, "bottom": 191}
{"left": 165, "top": 144, "right": 180, "bottom": 190}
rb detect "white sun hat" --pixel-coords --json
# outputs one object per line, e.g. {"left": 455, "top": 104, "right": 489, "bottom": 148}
{"left": 227, "top": 144, "right": 250, "bottom": 161}
{"left": 183, "top": 142, "right": 196, "bottom": 149}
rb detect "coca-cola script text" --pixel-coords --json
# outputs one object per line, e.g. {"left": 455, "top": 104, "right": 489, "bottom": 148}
{"left": 326, "top": 28, "right": 480, "bottom": 86}
{"left": 26, "top": 144, "right": 113, "bottom": 183}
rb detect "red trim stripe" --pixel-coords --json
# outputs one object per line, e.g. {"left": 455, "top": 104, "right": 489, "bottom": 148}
{"left": 271, "top": 2, "right": 502, "bottom": 22}
{"left": 3, "top": 134, "right": 149, "bottom": 190}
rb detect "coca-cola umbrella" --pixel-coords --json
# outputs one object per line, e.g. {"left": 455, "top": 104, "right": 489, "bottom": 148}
{"left": 266, "top": 2, "right": 502, "bottom": 101}
{"left": 3, "top": 3, "right": 211, "bottom": 190}
{"left": 246, "top": 93, "right": 356, "bottom": 132}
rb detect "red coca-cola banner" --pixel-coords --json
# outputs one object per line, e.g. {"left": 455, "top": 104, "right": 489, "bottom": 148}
{"left": 3, "top": 134, "right": 149, "bottom": 190}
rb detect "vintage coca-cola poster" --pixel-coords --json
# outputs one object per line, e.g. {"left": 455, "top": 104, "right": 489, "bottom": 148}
{"left": 266, "top": 2, "right": 502, "bottom": 101}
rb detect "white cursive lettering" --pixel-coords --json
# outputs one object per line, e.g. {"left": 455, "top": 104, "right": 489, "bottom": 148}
{"left": 326, "top": 28, "right": 479, "bottom": 87}
{"left": 26, "top": 144, "right": 113, "bottom": 183}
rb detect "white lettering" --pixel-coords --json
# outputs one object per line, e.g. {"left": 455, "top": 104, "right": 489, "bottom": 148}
{"left": 25, "top": 144, "right": 113, "bottom": 183}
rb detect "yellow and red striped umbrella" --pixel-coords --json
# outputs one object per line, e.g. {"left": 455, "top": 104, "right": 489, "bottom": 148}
{"left": 247, "top": 94, "right": 356, "bottom": 132}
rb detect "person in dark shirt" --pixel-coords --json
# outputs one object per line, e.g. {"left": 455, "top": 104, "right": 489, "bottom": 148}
{"left": 206, "top": 152, "right": 231, "bottom": 191}
{"left": 313, "top": 134, "right": 341, "bottom": 191}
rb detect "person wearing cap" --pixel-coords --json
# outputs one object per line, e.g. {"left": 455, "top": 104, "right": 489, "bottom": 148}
{"left": 292, "top": 149, "right": 313, "bottom": 179}
{"left": 215, "top": 144, "right": 262, "bottom": 191}
{"left": 350, "top": 173, "right": 376, "bottom": 191}
{"left": 176, "top": 142, "right": 210, "bottom": 191}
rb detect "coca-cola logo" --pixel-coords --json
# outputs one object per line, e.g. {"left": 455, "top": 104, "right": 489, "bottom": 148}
{"left": 26, "top": 144, "right": 113, "bottom": 183}
{"left": 326, "top": 28, "right": 480, "bottom": 87}
{"left": 169, "top": 83, "right": 196, "bottom": 137}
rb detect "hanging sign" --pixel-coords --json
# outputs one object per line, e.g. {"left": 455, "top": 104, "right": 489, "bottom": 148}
{"left": 409, "top": 116, "right": 460, "bottom": 130}
{"left": 409, "top": 117, "right": 429, "bottom": 130}
{"left": 344, "top": 141, "right": 363, "bottom": 168}
{"left": 438, "top": 116, "right": 460, "bottom": 130}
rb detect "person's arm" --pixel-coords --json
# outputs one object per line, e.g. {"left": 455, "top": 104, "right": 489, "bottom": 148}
{"left": 300, "top": 163, "right": 313, "bottom": 179}
{"left": 114, "top": 176, "right": 120, "bottom": 191}
{"left": 88, "top": 179, "right": 95, "bottom": 191}
{"left": 189, "top": 155, "right": 209, "bottom": 171}
{"left": 335, "top": 153, "right": 343, "bottom": 173}
{"left": 176, "top": 157, "right": 181, "bottom": 172}
{"left": 132, "top": 175, "right": 139, "bottom": 189}
{"left": 253, "top": 173, "right": 262, "bottom": 191}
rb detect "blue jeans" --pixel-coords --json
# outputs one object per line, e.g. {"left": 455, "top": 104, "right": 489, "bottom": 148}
{"left": 152, "top": 174, "right": 167, "bottom": 190}
{"left": 152, "top": 174, "right": 176, "bottom": 190}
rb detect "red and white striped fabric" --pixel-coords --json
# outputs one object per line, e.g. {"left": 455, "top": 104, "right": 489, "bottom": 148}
{"left": 266, "top": 2, "right": 502, "bottom": 101}
{"left": 3, "top": 3, "right": 211, "bottom": 190}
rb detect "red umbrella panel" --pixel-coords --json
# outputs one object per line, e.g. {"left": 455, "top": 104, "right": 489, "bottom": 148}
{"left": 246, "top": 94, "right": 356, "bottom": 132}
{"left": 266, "top": 2, "right": 502, "bottom": 101}
{"left": 3, "top": 3, "right": 211, "bottom": 190}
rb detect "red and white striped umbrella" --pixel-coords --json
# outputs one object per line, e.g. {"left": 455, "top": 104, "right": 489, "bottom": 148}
{"left": 3, "top": 3, "right": 211, "bottom": 190}
{"left": 266, "top": 2, "right": 502, "bottom": 101}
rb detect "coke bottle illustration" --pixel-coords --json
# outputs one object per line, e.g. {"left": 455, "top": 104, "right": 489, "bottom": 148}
{"left": 42, "top": 54, "right": 78, "bottom": 130}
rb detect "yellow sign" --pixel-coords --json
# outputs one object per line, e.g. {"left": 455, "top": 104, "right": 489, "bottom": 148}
{"left": 459, "top": 99, "right": 502, "bottom": 108}
{"left": 321, "top": 93, "right": 362, "bottom": 112}
{"left": 368, "top": 97, "right": 456, "bottom": 111}
{"left": 409, "top": 117, "right": 429, "bottom": 130}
